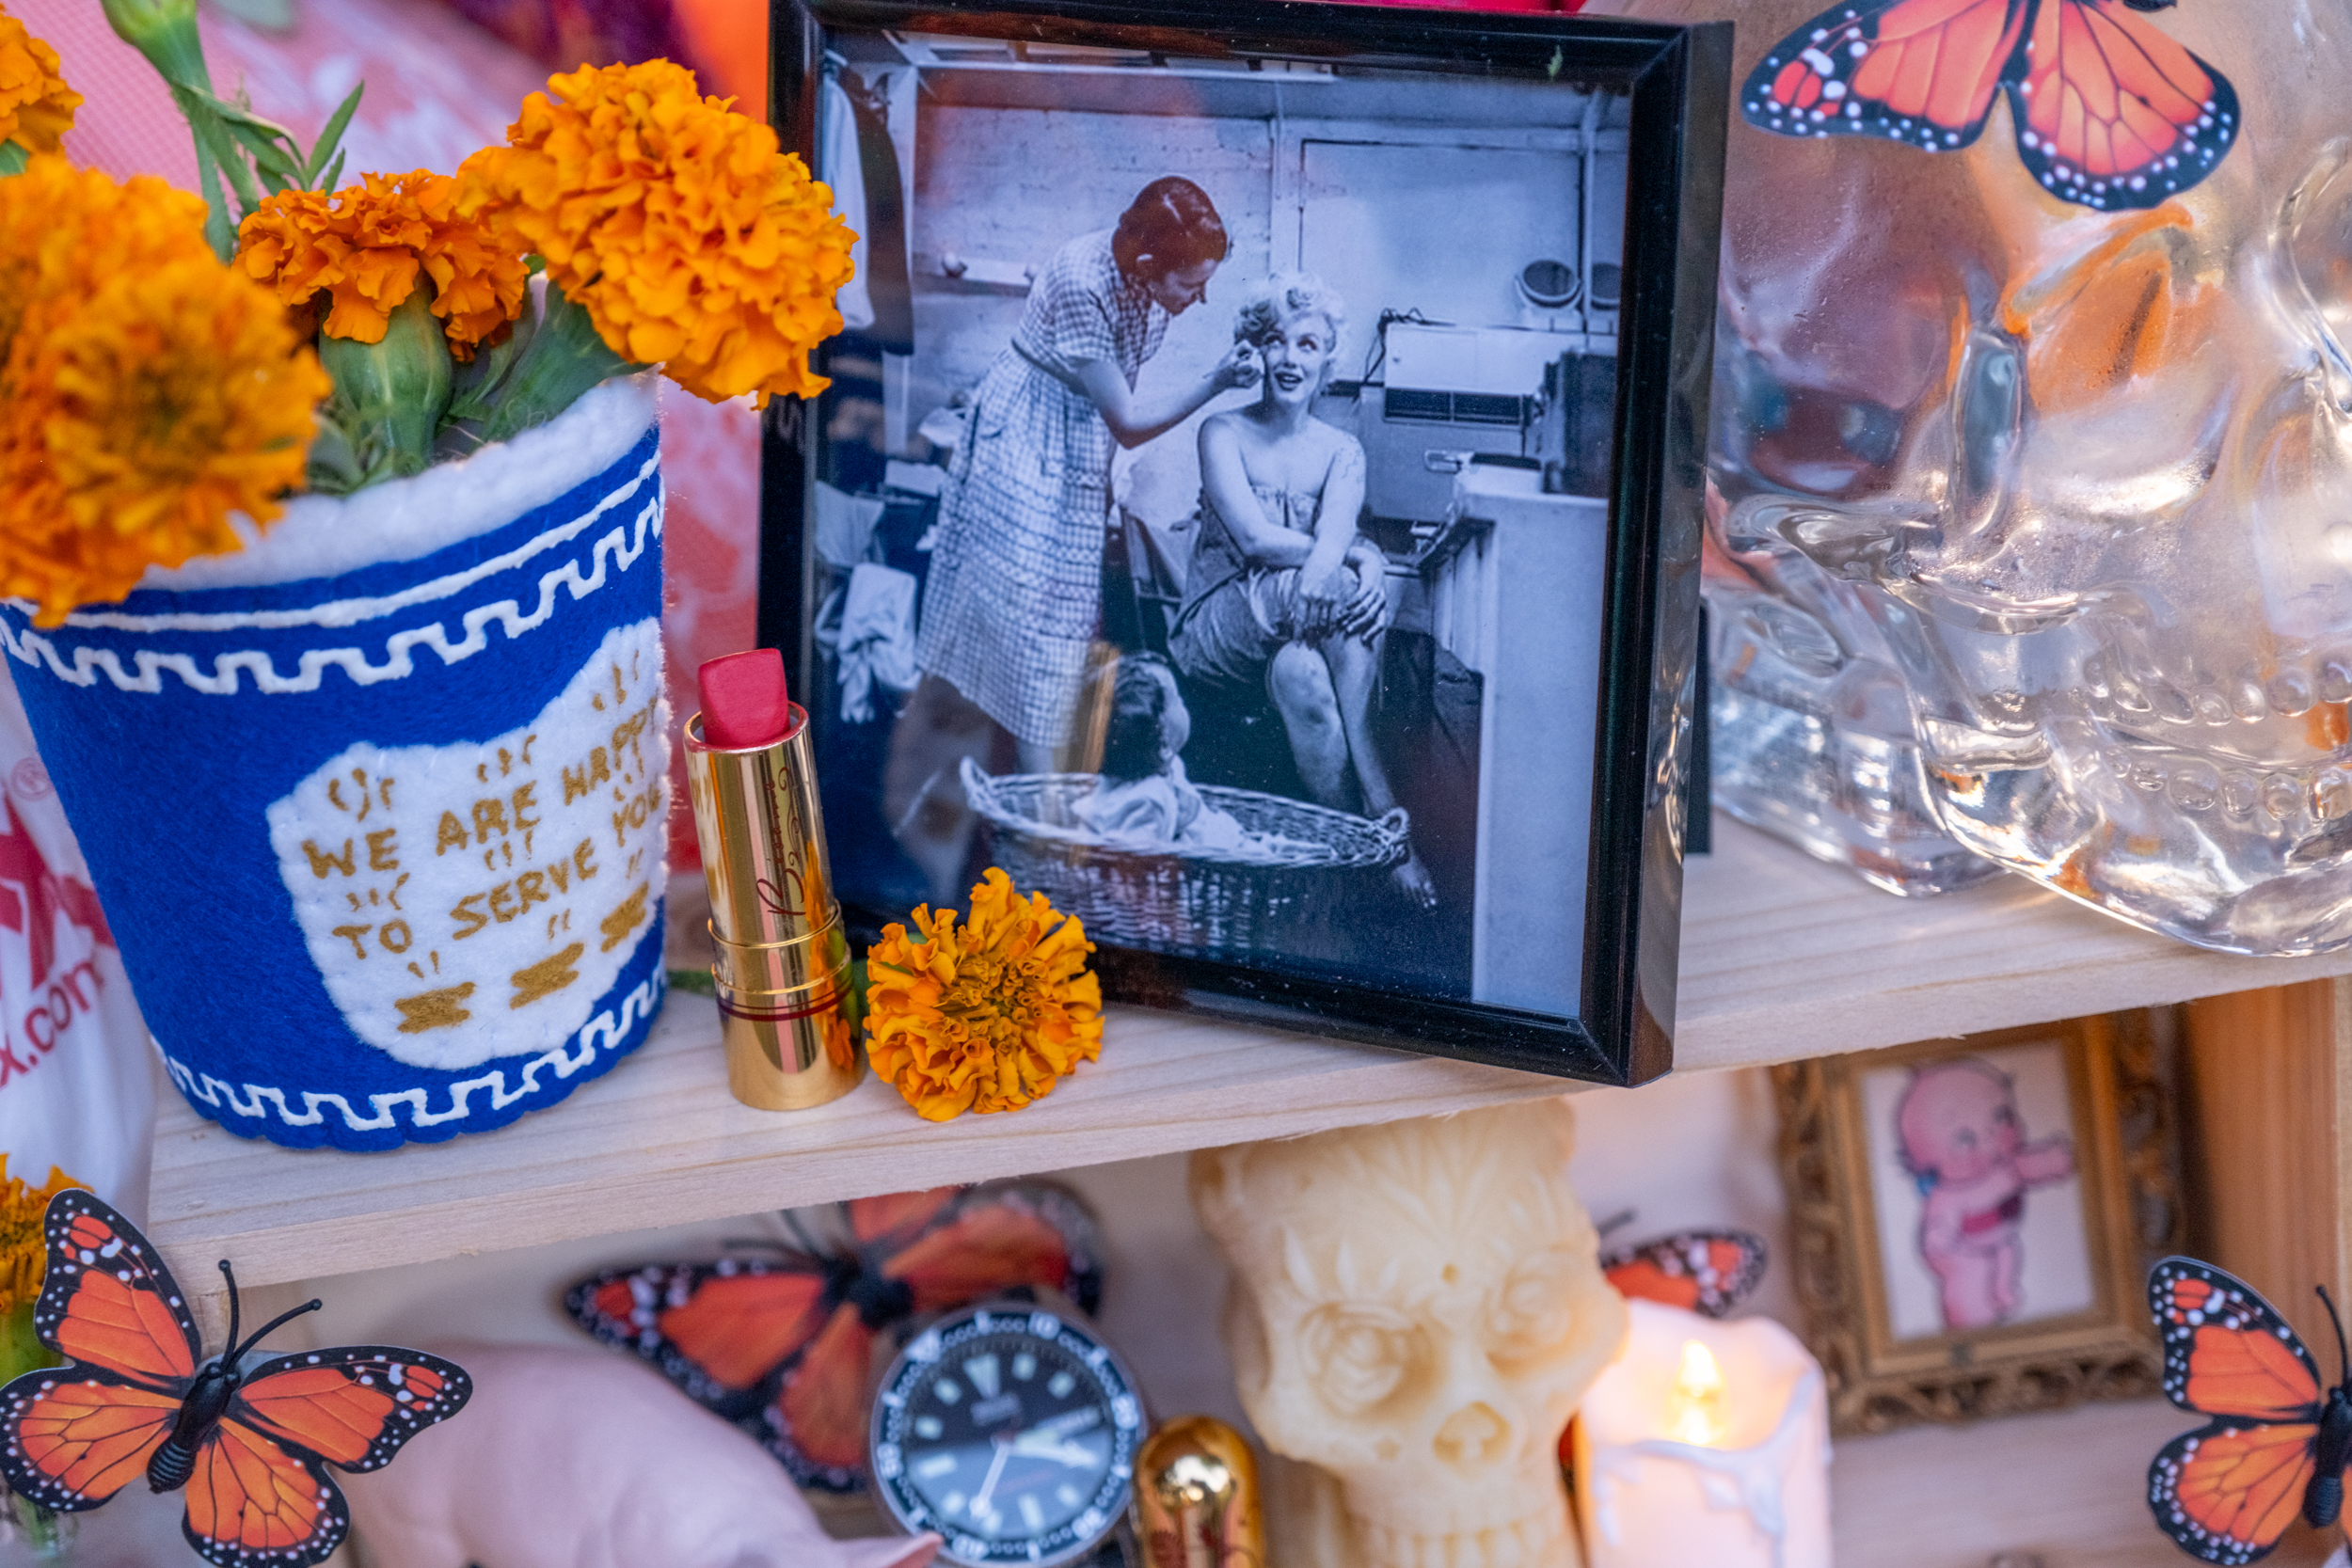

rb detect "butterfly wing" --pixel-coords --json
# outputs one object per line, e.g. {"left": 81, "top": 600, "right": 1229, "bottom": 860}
{"left": 2145, "top": 1259, "right": 2328, "bottom": 1564}
{"left": 231, "top": 1347, "right": 473, "bottom": 1473}
{"left": 2004, "top": 0, "right": 2238, "bottom": 210}
{"left": 1742, "top": 0, "right": 2032, "bottom": 153}
{"left": 0, "top": 1190, "right": 199, "bottom": 1511}
{"left": 34, "top": 1189, "right": 200, "bottom": 1388}
{"left": 0, "top": 1370, "right": 180, "bottom": 1511}
{"left": 848, "top": 1188, "right": 961, "bottom": 1251}
{"left": 2150, "top": 1420, "right": 2316, "bottom": 1565}
{"left": 884, "top": 1182, "right": 1104, "bottom": 1316}
{"left": 762, "top": 1303, "right": 876, "bottom": 1492}
{"left": 2152, "top": 1258, "right": 2325, "bottom": 1422}
{"left": 179, "top": 1418, "right": 347, "bottom": 1568}
{"left": 1603, "top": 1231, "right": 1769, "bottom": 1319}
{"left": 565, "top": 1258, "right": 831, "bottom": 1418}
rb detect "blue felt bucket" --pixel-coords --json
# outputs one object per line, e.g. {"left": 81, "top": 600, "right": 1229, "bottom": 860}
{"left": 0, "top": 378, "right": 672, "bottom": 1151}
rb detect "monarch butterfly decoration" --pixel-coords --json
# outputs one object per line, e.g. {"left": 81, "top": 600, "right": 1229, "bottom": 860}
{"left": 1603, "top": 1227, "right": 1770, "bottom": 1320}
{"left": 1742, "top": 0, "right": 2240, "bottom": 213}
{"left": 566, "top": 1181, "right": 1103, "bottom": 1491}
{"left": 1559, "top": 1221, "right": 1771, "bottom": 1469}
{"left": 0, "top": 1190, "right": 470, "bottom": 1568}
{"left": 2146, "top": 1257, "right": 2352, "bottom": 1564}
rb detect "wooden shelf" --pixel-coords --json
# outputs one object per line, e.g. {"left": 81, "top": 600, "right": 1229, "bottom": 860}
{"left": 1832, "top": 1398, "right": 2338, "bottom": 1567}
{"left": 146, "top": 818, "right": 2352, "bottom": 1315}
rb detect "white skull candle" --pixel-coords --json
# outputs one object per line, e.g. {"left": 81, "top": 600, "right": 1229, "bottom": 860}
{"left": 1189, "top": 1100, "right": 1628, "bottom": 1568}
{"left": 1597, "top": 0, "right": 2352, "bottom": 952}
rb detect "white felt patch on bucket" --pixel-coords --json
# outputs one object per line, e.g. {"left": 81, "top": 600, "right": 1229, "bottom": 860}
{"left": 266, "top": 618, "right": 669, "bottom": 1071}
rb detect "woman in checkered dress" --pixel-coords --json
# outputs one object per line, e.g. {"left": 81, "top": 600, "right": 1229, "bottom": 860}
{"left": 915, "top": 178, "right": 1260, "bottom": 763}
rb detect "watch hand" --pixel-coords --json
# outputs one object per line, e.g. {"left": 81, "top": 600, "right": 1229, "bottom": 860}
{"left": 970, "top": 1436, "right": 1013, "bottom": 1518}
{"left": 1009, "top": 1431, "right": 1096, "bottom": 1466}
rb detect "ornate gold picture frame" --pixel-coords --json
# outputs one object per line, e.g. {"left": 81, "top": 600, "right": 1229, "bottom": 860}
{"left": 1772, "top": 1013, "right": 2181, "bottom": 1435}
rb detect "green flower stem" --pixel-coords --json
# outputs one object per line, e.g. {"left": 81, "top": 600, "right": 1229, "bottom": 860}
{"left": 3, "top": 1487, "right": 72, "bottom": 1561}
{"left": 310, "top": 288, "right": 454, "bottom": 495}
{"left": 101, "top": 0, "right": 207, "bottom": 89}
{"left": 100, "top": 0, "right": 241, "bottom": 257}
{"left": 465, "top": 277, "right": 647, "bottom": 447}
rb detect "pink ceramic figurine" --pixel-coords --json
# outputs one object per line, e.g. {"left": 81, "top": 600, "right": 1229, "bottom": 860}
{"left": 342, "top": 1343, "right": 939, "bottom": 1568}
{"left": 1895, "top": 1060, "right": 2075, "bottom": 1331}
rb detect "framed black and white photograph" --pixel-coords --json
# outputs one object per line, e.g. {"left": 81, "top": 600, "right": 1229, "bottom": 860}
{"left": 764, "top": 0, "right": 1726, "bottom": 1082}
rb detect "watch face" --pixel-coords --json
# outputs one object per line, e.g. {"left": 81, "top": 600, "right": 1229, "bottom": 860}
{"left": 870, "top": 1305, "right": 1143, "bottom": 1567}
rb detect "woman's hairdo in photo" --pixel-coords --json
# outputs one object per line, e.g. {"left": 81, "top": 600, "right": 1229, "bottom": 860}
{"left": 1233, "top": 271, "right": 1348, "bottom": 349}
{"left": 1112, "top": 177, "right": 1230, "bottom": 279}
{"left": 1099, "top": 653, "right": 1177, "bottom": 782}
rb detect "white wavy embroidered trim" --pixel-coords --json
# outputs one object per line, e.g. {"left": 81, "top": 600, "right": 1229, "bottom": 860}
{"left": 29, "top": 451, "right": 660, "bottom": 634}
{"left": 1, "top": 476, "right": 662, "bottom": 696}
{"left": 158, "top": 970, "right": 665, "bottom": 1132}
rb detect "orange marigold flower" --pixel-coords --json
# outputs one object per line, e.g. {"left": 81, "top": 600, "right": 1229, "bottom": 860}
{"left": 457, "top": 59, "right": 855, "bottom": 405}
{"left": 0, "top": 1155, "right": 83, "bottom": 1318}
{"left": 865, "top": 869, "right": 1104, "bottom": 1123}
{"left": 0, "top": 4, "right": 79, "bottom": 156}
{"left": 0, "top": 157, "right": 189, "bottom": 358}
{"left": 236, "top": 170, "right": 528, "bottom": 360}
{"left": 2, "top": 158, "right": 328, "bottom": 625}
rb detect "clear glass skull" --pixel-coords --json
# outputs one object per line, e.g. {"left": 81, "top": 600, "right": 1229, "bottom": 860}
{"left": 1597, "top": 0, "right": 2352, "bottom": 952}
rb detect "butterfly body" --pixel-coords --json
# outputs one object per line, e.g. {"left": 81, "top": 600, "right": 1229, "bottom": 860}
{"left": 2307, "top": 1386, "right": 2352, "bottom": 1526}
{"left": 147, "top": 1359, "right": 241, "bottom": 1493}
{"left": 1742, "top": 0, "right": 2239, "bottom": 213}
{"left": 0, "top": 1191, "right": 471, "bottom": 1568}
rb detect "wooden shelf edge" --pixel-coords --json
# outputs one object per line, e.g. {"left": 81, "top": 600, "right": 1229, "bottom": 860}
{"left": 146, "top": 997, "right": 1565, "bottom": 1299}
{"left": 147, "top": 819, "right": 2352, "bottom": 1307}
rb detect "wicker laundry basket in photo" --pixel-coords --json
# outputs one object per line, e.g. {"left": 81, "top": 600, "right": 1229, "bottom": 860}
{"left": 959, "top": 759, "right": 1406, "bottom": 958}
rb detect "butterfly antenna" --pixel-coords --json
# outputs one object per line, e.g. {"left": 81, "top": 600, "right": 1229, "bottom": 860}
{"left": 780, "top": 1207, "right": 830, "bottom": 1258}
{"left": 2321, "top": 1285, "right": 2351, "bottom": 1388}
{"left": 217, "top": 1260, "right": 243, "bottom": 1360}
{"left": 230, "top": 1298, "right": 325, "bottom": 1365}
{"left": 1597, "top": 1209, "right": 1636, "bottom": 1239}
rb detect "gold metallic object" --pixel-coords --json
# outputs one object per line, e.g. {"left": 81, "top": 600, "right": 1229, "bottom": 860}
{"left": 682, "top": 706, "right": 863, "bottom": 1110}
{"left": 1133, "top": 1416, "right": 1263, "bottom": 1568}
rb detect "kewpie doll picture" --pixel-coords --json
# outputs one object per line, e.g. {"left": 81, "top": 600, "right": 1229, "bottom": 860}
{"left": 1893, "top": 1057, "right": 2077, "bottom": 1331}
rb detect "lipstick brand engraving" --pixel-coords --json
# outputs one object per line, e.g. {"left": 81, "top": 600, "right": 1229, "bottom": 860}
{"left": 264, "top": 618, "right": 669, "bottom": 1070}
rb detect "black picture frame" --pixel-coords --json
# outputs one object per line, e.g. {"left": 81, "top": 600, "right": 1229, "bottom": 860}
{"left": 762, "top": 0, "right": 1726, "bottom": 1085}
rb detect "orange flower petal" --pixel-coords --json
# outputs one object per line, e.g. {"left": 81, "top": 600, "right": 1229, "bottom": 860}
{"left": 863, "top": 873, "right": 1102, "bottom": 1122}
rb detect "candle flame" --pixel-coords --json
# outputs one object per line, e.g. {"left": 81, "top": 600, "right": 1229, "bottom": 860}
{"left": 1667, "top": 1339, "right": 1727, "bottom": 1447}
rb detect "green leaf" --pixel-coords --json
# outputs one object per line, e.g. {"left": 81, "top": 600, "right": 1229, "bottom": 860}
{"left": 0, "top": 141, "right": 26, "bottom": 179}
{"left": 173, "top": 89, "right": 263, "bottom": 216}
{"left": 306, "top": 83, "right": 364, "bottom": 187}
{"left": 664, "top": 967, "right": 718, "bottom": 998}
{"left": 192, "top": 139, "right": 238, "bottom": 262}
{"left": 179, "top": 84, "right": 301, "bottom": 144}
{"left": 216, "top": 116, "right": 306, "bottom": 193}
{"left": 320, "top": 149, "right": 345, "bottom": 195}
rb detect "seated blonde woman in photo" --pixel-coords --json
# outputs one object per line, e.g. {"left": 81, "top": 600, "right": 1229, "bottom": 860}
{"left": 1168, "top": 273, "right": 1435, "bottom": 907}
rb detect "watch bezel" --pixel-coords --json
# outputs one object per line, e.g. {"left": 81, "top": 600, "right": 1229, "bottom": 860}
{"left": 868, "top": 1302, "right": 1146, "bottom": 1567}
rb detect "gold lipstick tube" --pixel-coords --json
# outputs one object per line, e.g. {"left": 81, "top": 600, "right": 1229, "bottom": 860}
{"left": 1133, "top": 1416, "right": 1264, "bottom": 1568}
{"left": 682, "top": 705, "right": 864, "bottom": 1110}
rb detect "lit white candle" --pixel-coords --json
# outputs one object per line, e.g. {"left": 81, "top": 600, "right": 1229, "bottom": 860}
{"left": 1573, "top": 1299, "right": 1833, "bottom": 1568}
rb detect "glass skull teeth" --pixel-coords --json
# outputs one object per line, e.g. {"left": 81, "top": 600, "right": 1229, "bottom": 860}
{"left": 1600, "top": 0, "right": 2352, "bottom": 953}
